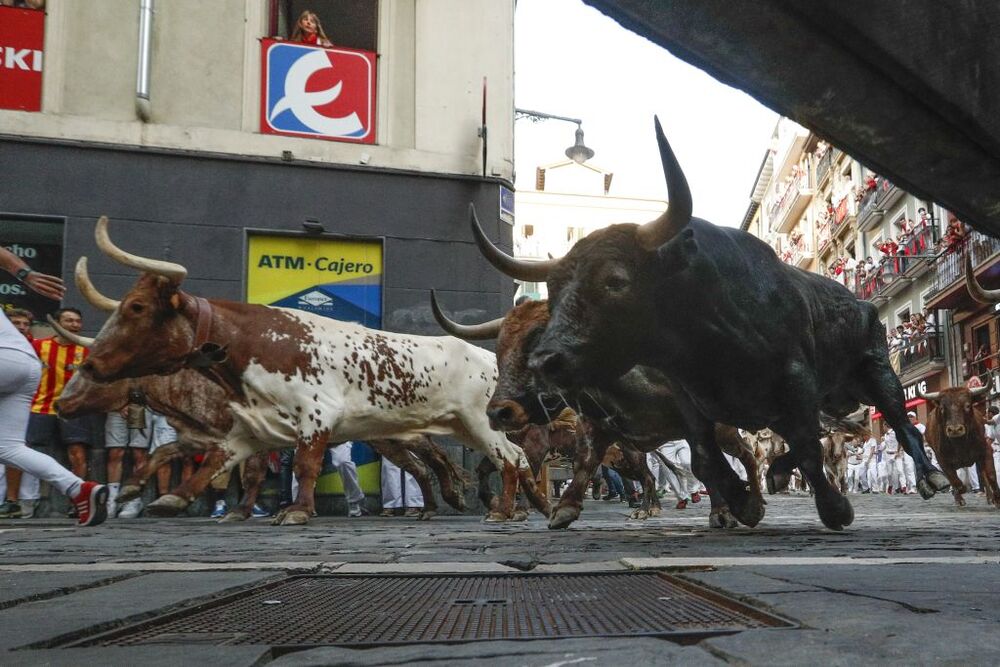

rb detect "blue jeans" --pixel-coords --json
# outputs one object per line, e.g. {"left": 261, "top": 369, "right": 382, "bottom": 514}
{"left": 601, "top": 466, "right": 625, "bottom": 497}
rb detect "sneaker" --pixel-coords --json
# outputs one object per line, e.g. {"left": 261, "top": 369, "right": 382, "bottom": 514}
{"left": 117, "top": 498, "right": 143, "bottom": 518}
{"left": 656, "top": 488, "right": 667, "bottom": 499}
{"left": 379, "top": 508, "right": 396, "bottom": 517}
{"left": 251, "top": 504, "right": 270, "bottom": 518}
{"left": 19, "top": 499, "right": 36, "bottom": 519}
{"left": 690, "top": 492, "right": 702, "bottom": 504}
{"left": 348, "top": 502, "right": 368, "bottom": 518}
{"left": 106, "top": 483, "right": 120, "bottom": 519}
{"left": 0, "top": 500, "right": 22, "bottom": 518}
{"left": 404, "top": 507, "right": 422, "bottom": 518}
{"left": 210, "top": 500, "right": 228, "bottom": 519}
{"left": 601, "top": 493, "right": 620, "bottom": 501}
{"left": 72, "top": 482, "right": 108, "bottom": 527}
{"left": 675, "top": 498, "right": 688, "bottom": 510}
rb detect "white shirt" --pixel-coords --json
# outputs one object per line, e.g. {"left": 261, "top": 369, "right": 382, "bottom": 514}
{"left": 0, "top": 311, "right": 36, "bottom": 357}
{"left": 846, "top": 442, "right": 864, "bottom": 465}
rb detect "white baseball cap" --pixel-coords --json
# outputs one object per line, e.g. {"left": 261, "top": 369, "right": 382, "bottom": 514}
{"left": 906, "top": 411, "right": 917, "bottom": 418}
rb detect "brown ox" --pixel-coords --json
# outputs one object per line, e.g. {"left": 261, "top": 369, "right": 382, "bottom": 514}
{"left": 431, "top": 295, "right": 761, "bottom": 529}
{"left": 919, "top": 384, "right": 1000, "bottom": 508}
{"left": 67, "top": 219, "right": 546, "bottom": 522}
{"left": 57, "top": 356, "right": 470, "bottom": 522}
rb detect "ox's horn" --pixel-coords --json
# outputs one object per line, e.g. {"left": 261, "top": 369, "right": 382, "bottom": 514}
{"left": 430, "top": 290, "right": 503, "bottom": 340}
{"left": 916, "top": 385, "right": 942, "bottom": 402}
{"left": 468, "top": 204, "right": 556, "bottom": 282}
{"left": 46, "top": 314, "right": 94, "bottom": 347}
{"left": 95, "top": 215, "right": 188, "bottom": 282}
{"left": 965, "top": 253, "right": 1000, "bottom": 303}
{"left": 635, "top": 116, "right": 693, "bottom": 251}
{"left": 74, "top": 257, "right": 120, "bottom": 312}
{"left": 970, "top": 383, "right": 990, "bottom": 399}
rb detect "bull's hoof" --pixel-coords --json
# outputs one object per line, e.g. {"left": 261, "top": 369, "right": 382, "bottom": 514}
{"left": 817, "top": 494, "right": 854, "bottom": 531}
{"left": 709, "top": 507, "right": 738, "bottom": 529}
{"left": 953, "top": 494, "right": 966, "bottom": 508}
{"left": 648, "top": 506, "right": 662, "bottom": 517}
{"left": 548, "top": 505, "right": 580, "bottom": 530}
{"left": 418, "top": 510, "right": 436, "bottom": 521}
{"left": 916, "top": 479, "right": 936, "bottom": 499}
{"left": 484, "top": 511, "right": 508, "bottom": 523}
{"left": 117, "top": 485, "right": 142, "bottom": 503}
{"left": 218, "top": 511, "right": 248, "bottom": 523}
{"left": 729, "top": 491, "right": 766, "bottom": 528}
{"left": 928, "top": 470, "right": 951, "bottom": 492}
{"left": 511, "top": 509, "right": 529, "bottom": 522}
{"left": 275, "top": 510, "right": 310, "bottom": 526}
{"left": 628, "top": 508, "right": 650, "bottom": 520}
{"left": 144, "top": 494, "right": 188, "bottom": 517}
{"left": 444, "top": 496, "right": 467, "bottom": 512}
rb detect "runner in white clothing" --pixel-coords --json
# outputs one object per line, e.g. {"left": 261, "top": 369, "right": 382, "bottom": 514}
{"left": 0, "top": 246, "right": 106, "bottom": 526}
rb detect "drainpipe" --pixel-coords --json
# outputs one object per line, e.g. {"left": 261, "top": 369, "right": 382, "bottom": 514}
{"left": 135, "top": 0, "right": 153, "bottom": 122}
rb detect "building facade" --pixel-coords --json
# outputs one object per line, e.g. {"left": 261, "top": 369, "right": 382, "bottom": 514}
{"left": 0, "top": 0, "right": 518, "bottom": 513}
{"left": 745, "top": 118, "right": 964, "bottom": 432}
{"left": 0, "top": 0, "right": 517, "bottom": 335}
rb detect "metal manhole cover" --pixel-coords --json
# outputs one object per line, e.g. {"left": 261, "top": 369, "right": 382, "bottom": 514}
{"left": 61, "top": 573, "right": 795, "bottom": 648}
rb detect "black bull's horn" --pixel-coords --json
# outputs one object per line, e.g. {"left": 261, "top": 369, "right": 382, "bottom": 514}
{"left": 430, "top": 290, "right": 503, "bottom": 340}
{"left": 470, "top": 116, "right": 693, "bottom": 279}
{"left": 46, "top": 314, "right": 95, "bottom": 347}
{"left": 965, "top": 253, "right": 1000, "bottom": 303}
{"left": 95, "top": 215, "right": 188, "bottom": 283}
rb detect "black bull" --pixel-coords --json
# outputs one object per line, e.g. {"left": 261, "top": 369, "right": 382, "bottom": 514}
{"left": 470, "top": 117, "right": 949, "bottom": 531}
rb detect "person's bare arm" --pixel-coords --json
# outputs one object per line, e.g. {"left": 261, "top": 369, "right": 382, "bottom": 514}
{"left": 0, "top": 246, "right": 65, "bottom": 301}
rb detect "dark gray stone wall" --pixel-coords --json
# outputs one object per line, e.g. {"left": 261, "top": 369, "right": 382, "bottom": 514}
{"left": 0, "top": 138, "right": 516, "bottom": 337}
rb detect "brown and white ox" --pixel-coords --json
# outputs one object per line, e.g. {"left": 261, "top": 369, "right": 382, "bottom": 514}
{"left": 70, "top": 217, "right": 547, "bottom": 523}
{"left": 56, "top": 348, "right": 470, "bottom": 523}
{"left": 431, "top": 294, "right": 762, "bottom": 529}
{"left": 918, "top": 384, "right": 1000, "bottom": 508}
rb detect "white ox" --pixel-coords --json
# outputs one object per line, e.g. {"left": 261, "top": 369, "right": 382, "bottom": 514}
{"left": 72, "top": 217, "right": 549, "bottom": 522}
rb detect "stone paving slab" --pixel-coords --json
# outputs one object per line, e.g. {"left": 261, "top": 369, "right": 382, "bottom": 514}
{"left": 1, "top": 646, "right": 270, "bottom": 667}
{"left": 0, "top": 571, "right": 277, "bottom": 652}
{"left": 0, "top": 571, "right": 136, "bottom": 608}
{"left": 269, "top": 637, "right": 724, "bottom": 666}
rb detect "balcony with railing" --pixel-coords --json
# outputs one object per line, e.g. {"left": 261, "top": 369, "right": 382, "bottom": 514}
{"left": 830, "top": 193, "right": 854, "bottom": 240}
{"left": 768, "top": 168, "right": 814, "bottom": 234}
{"left": 816, "top": 147, "right": 834, "bottom": 186}
{"left": 899, "top": 224, "right": 936, "bottom": 279}
{"left": 925, "top": 231, "right": 1000, "bottom": 303}
{"left": 779, "top": 232, "right": 813, "bottom": 269}
{"left": 816, "top": 217, "right": 833, "bottom": 255}
{"left": 856, "top": 177, "right": 884, "bottom": 231}
{"left": 892, "top": 329, "right": 946, "bottom": 383}
{"left": 853, "top": 256, "right": 910, "bottom": 303}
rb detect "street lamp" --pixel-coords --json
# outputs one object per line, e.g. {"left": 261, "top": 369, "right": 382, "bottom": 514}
{"left": 515, "top": 108, "right": 595, "bottom": 164}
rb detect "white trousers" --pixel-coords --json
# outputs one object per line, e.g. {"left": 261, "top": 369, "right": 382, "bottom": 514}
{"left": 380, "top": 458, "right": 423, "bottom": 508}
{"left": 866, "top": 461, "right": 881, "bottom": 492}
{"left": 958, "top": 466, "right": 979, "bottom": 491}
{"left": 846, "top": 462, "right": 865, "bottom": 493}
{"left": 288, "top": 441, "right": 364, "bottom": 504}
{"left": 0, "top": 349, "right": 81, "bottom": 498}
{"left": 901, "top": 453, "right": 916, "bottom": 490}
{"left": 885, "top": 456, "right": 905, "bottom": 490}
{"left": 657, "top": 441, "right": 699, "bottom": 501}
{"left": 724, "top": 453, "right": 748, "bottom": 481}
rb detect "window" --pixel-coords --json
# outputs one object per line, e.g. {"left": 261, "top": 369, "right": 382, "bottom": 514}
{"left": 0, "top": 216, "right": 64, "bottom": 323}
{"left": 270, "top": 0, "right": 378, "bottom": 52}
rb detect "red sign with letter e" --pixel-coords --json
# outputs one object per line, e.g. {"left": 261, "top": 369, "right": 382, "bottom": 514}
{"left": 0, "top": 6, "right": 44, "bottom": 112}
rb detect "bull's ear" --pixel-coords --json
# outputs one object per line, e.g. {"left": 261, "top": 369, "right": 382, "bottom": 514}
{"left": 656, "top": 228, "right": 697, "bottom": 274}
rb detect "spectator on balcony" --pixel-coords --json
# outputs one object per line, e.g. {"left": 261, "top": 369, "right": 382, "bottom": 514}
{"left": 290, "top": 10, "right": 333, "bottom": 47}
{"left": 922, "top": 309, "right": 937, "bottom": 333}
{"left": 918, "top": 207, "right": 932, "bottom": 229}
{"left": 874, "top": 238, "right": 898, "bottom": 258}
{"left": 944, "top": 214, "right": 969, "bottom": 254}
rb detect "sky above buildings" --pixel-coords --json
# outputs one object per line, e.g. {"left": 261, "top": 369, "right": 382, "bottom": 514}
{"left": 514, "top": 0, "right": 779, "bottom": 227}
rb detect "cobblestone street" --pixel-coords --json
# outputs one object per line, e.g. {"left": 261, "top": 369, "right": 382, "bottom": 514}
{"left": 1, "top": 492, "right": 998, "bottom": 664}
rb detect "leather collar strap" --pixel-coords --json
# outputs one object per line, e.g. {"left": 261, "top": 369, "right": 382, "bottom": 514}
{"left": 186, "top": 293, "right": 214, "bottom": 351}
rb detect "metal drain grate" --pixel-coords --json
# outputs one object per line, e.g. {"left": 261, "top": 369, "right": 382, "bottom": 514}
{"left": 62, "top": 573, "right": 795, "bottom": 648}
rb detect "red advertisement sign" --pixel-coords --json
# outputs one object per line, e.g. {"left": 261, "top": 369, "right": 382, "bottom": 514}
{"left": 260, "top": 38, "right": 377, "bottom": 144}
{"left": 0, "top": 6, "right": 44, "bottom": 112}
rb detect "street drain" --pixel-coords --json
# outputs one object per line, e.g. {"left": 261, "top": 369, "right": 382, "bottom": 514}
{"left": 60, "top": 572, "right": 795, "bottom": 648}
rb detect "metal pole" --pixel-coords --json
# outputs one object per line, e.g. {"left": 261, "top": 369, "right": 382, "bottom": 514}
{"left": 136, "top": 0, "right": 154, "bottom": 122}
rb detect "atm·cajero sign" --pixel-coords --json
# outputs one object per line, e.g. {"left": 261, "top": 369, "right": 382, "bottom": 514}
{"left": 0, "top": 6, "right": 44, "bottom": 112}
